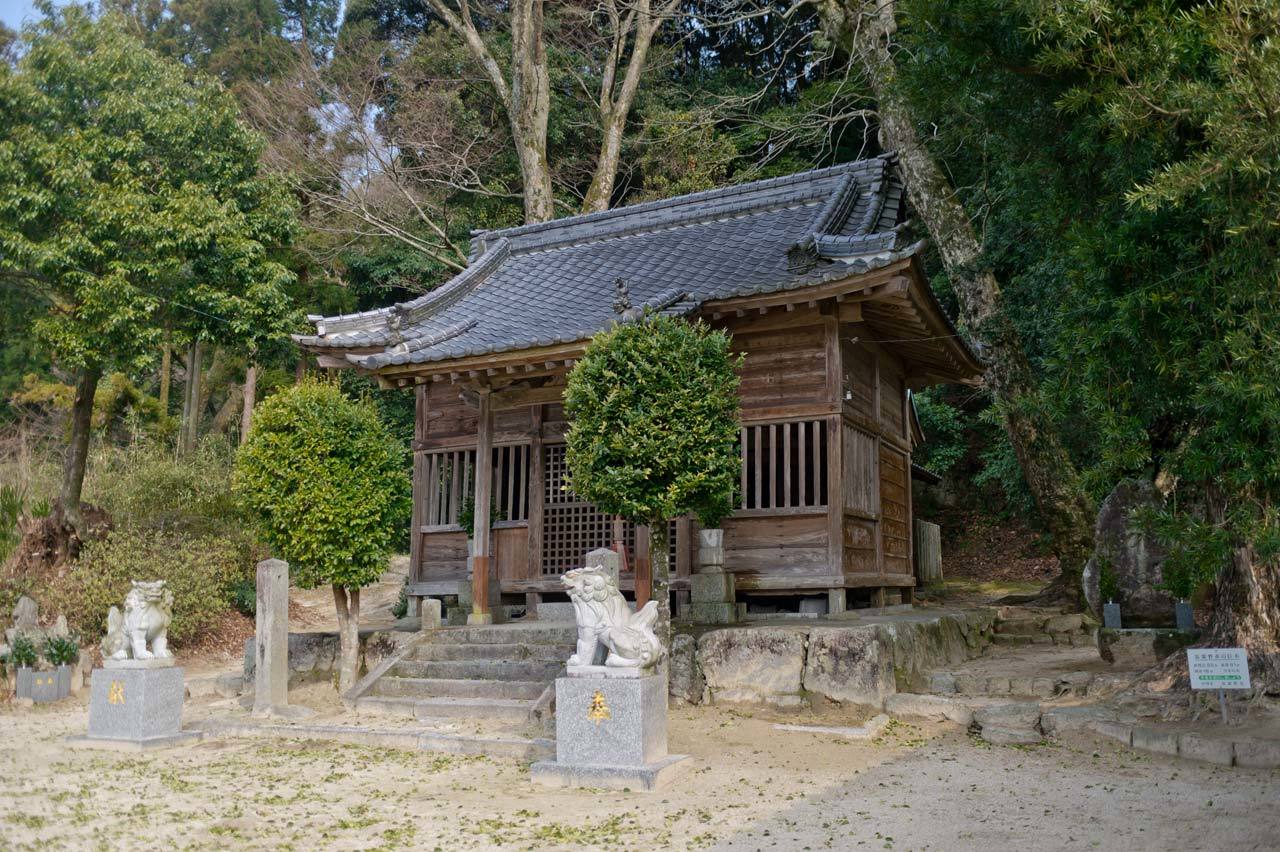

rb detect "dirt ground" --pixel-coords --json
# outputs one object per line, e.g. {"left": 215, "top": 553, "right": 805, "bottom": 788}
{"left": 1, "top": 695, "right": 1277, "bottom": 851}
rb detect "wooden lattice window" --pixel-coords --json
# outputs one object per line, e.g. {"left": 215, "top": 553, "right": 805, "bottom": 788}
{"left": 739, "top": 419, "right": 828, "bottom": 510}
{"left": 422, "top": 444, "right": 529, "bottom": 528}
{"left": 542, "top": 444, "right": 634, "bottom": 574}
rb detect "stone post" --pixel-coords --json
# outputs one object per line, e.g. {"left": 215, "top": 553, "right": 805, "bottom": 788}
{"left": 584, "top": 547, "right": 621, "bottom": 587}
{"left": 689, "top": 528, "right": 738, "bottom": 624}
{"left": 253, "top": 559, "right": 289, "bottom": 715}
{"left": 421, "top": 598, "right": 442, "bottom": 631}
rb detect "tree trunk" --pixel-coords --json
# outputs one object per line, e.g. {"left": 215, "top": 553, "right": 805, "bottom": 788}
{"left": 180, "top": 341, "right": 203, "bottom": 455}
{"left": 510, "top": 0, "right": 554, "bottom": 223}
{"left": 332, "top": 585, "right": 362, "bottom": 694}
{"left": 158, "top": 342, "right": 171, "bottom": 414}
{"left": 240, "top": 363, "right": 258, "bottom": 443}
{"left": 830, "top": 0, "right": 1096, "bottom": 605}
{"left": 648, "top": 518, "right": 671, "bottom": 652}
{"left": 1205, "top": 496, "right": 1280, "bottom": 692}
{"left": 59, "top": 364, "right": 101, "bottom": 539}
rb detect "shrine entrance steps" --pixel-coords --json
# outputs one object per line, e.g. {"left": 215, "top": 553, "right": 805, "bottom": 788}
{"left": 350, "top": 622, "right": 575, "bottom": 727}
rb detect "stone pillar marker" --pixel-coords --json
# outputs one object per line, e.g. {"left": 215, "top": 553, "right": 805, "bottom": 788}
{"left": 254, "top": 559, "right": 289, "bottom": 715}
{"left": 688, "top": 528, "right": 739, "bottom": 624}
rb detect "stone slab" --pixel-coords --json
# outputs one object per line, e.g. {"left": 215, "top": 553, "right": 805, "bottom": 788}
{"left": 773, "top": 715, "right": 890, "bottom": 740}
{"left": 982, "top": 726, "right": 1042, "bottom": 746}
{"left": 1132, "top": 726, "right": 1180, "bottom": 757}
{"left": 420, "top": 598, "right": 442, "bottom": 631}
{"left": 255, "top": 558, "right": 289, "bottom": 714}
{"left": 554, "top": 674, "right": 667, "bottom": 767}
{"left": 530, "top": 754, "right": 690, "bottom": 792}
{"left": 536, "top": 602, "right": 576, "bottom": 621}
{"left": 687, "top": 602, "right": 739, "bottom": 625}
{"left": 884, "top": 693, "right": 974, "bottom": 726}
{"left": 86, "top": 666, "right": 186, "bottom": 742}
{"left": 103, "top": 658, "right": 176, "bottom": 670}
{"left": 66, "top": 732, "right": 202, "bottom": 752}
{"left": 1233, "top": 738, "right": 1280, "bottom": 769}
{"left": 567, "top": 664, "right": 644, "bottom": 679}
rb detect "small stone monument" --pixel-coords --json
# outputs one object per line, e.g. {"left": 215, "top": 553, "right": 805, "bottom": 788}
{"left": 69, "top": 581, "right": 199, "bottom": 750}
{"left": 254, "top": 559, "right": 289, "bottom": 715}
{"left": 530, "top": 563, "right": 690, "bottom": 791}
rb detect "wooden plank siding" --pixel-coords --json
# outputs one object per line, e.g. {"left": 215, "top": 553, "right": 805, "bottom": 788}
{"left": 407, "top": 301, "right": 919, "bottom": 598}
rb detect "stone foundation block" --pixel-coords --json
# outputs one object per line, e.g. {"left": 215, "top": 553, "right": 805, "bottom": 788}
{"left": 420, "top": 598, "right": 442, "bottom": 631}
{"left": 690, "top": 572, "right": 735, "bottom": 603}
{"left": 699, "top": 627, "right": 805, "bottom": 705}
{"left": 84, "top": 666, "right": 187, "bottom": 745}
{"left": 1178, "top": 733, "right": 1234, "bottom": 766}
{"left": 1086, "top": 719, "right": 1134, "bottom": 747}
{"left": 687, "top": 602, "right": 740, "bottom": 625}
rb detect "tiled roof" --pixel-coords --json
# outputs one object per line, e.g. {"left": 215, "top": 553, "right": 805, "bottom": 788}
{"left": 297, "top": 156, "right": 947, "bottom": 371}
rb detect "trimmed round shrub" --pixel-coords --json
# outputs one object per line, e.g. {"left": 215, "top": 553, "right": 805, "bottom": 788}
{"left": 232, "top": 379, "right": 410, "bottom": 592}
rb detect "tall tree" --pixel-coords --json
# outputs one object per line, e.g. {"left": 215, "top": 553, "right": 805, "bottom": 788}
{"left": 421, "top": 0, "right": 684, "bottom": 221}
{"left": 816, "top": 0, "right": 1097, "bottom": 604}
{"left": 0, "top": 6, "right": 297, "bottom": 536}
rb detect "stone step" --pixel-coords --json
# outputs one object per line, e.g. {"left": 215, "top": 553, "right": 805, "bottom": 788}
{"left": 427, "top": 625, "right": 577, "bottom": 646}
{"left": 993, "top": 617, "right": 1046, "bottom": 635}
{"left": 409, "top": 642, "right": 571, "bottom": 663}
{"left": 356, "top": 695, "right": 533, "bottom": 722}
{"left": 389, "top": 659, "right": 563, "bottom": 682}
{"left": 372, "top": 677, "right": 547, "bottom": 701}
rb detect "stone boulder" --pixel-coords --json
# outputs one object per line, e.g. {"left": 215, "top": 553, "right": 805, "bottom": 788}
{"left": 803, "top": 626, "right": 895, "bottom": 707}
{"left": 698, "top": 627, "right": 806, "bottom": 706}
{"left": 1082, "top": 479, "right": 1176, "bottom": 626}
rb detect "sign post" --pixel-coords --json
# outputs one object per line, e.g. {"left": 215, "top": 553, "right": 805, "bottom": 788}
{"left": 1186, "top": 648, "right": 1251, "bottom": 724}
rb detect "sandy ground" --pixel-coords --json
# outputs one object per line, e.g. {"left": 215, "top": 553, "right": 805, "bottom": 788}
{"left": 1, "top": 694, "right": 1277, "bottom": 852}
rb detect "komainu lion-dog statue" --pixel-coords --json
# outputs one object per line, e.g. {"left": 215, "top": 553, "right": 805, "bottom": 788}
{"left": 102, "top": 580, "right": 174, "bottom": 661}
{"left": 563, "top": 565, "right": 664, "bottom": 669}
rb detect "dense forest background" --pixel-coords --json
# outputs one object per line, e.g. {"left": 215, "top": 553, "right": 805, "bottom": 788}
{"left": 1, "top": 0, "right": 1276, "bottom": 685}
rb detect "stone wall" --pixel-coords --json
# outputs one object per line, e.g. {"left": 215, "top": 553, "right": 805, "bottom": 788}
{"left": 670, "top": 609, "right": 994, "bottom": 709}
{"left": 243, "top": 629, "right": 415, "bottom": 687}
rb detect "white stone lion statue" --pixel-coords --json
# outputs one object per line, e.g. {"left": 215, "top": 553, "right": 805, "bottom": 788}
{"left": 563, "top": 565, "right": 664, "bottom": 669}
{"left": 103, "top": 580, "right": 174, "bottom": 661}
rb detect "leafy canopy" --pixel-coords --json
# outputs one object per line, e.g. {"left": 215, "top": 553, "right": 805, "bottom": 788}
{"left": 564, "top": 313, "right": 741, "bottom": 528}
{"left": 233, "top": 380, "right": 410, "bottom": 590}
{"left": 0, "top": 6, "right": 298, "bottom": 374}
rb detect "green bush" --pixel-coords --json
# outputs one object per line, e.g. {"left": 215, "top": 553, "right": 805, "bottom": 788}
{"left": 0, "top": 483, "right": 24, "bottom": 564}
{"left": 9, "top": 636, "right": 37, "bottom": 668}
{"left": 233, "top": 380, "right": 409, "bottom": 592}
{"left": 229, "top": 578, "right": 256, "bottom": 617}
{"left": 85, "top": 438, "right": 246, "bottom": 538}
{"left": 43, "top": 635, "right": 79, "bottom": 667}
{"left": 51, "top": 528, "right": 243, "bottom": 646}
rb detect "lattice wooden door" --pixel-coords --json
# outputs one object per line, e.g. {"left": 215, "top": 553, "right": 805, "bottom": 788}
{"left": 541, "top": 444, "right": 635, "bottom": 576}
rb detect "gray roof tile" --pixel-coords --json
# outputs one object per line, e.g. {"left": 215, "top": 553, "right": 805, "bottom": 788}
{"left": 298, "top": 156, "right": 923, "bottom": 369}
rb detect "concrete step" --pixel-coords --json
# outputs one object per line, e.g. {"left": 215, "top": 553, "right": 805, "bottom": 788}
{"left": 409, "top": 642, "right": 571, "bottom": 663}
{"left": 389, "top": 659, "right": 564, "bottom": 682}
{"left": 356, "top": 695, "right": 532, "bottom": 722}
{"left": 428, "top": 625, "right": 577, "bottom": 646}
{"left": 372, "top": 677, "right": 547, "bottom": 701}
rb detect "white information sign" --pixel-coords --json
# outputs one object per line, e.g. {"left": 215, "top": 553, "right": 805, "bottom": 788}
{"left": 1187, "top": 648, "right": 1251, "bottom": 690}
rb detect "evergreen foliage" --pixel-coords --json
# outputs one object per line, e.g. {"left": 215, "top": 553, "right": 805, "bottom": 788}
{"left": 233, "top": 380, "right": 410, "bottom": 591}
{"left": 564, "top": 314, "right": 742, "bottom": 532}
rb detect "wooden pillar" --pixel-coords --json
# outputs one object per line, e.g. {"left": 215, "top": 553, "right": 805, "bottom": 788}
{"left": 822, "top": 308, "right": 845, "bottom": 585}
{"left": 526, "top": 404, "right": 545, "bottom": 610}
{"left": 469, "top": 388, "right": 494, "bottom": 625}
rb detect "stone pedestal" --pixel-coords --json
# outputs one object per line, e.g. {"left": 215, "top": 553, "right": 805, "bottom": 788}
{"left": 254, "top": 558, "right": 289, "bottom": 715}
{"left": 531, "top": 672, "right": 689, "bottom": 792}
{"left": 689, "top": 529, "right": 739, "bottom": 625}
{"left": 69, "top": 663, "right": 199, "bottom": 750}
